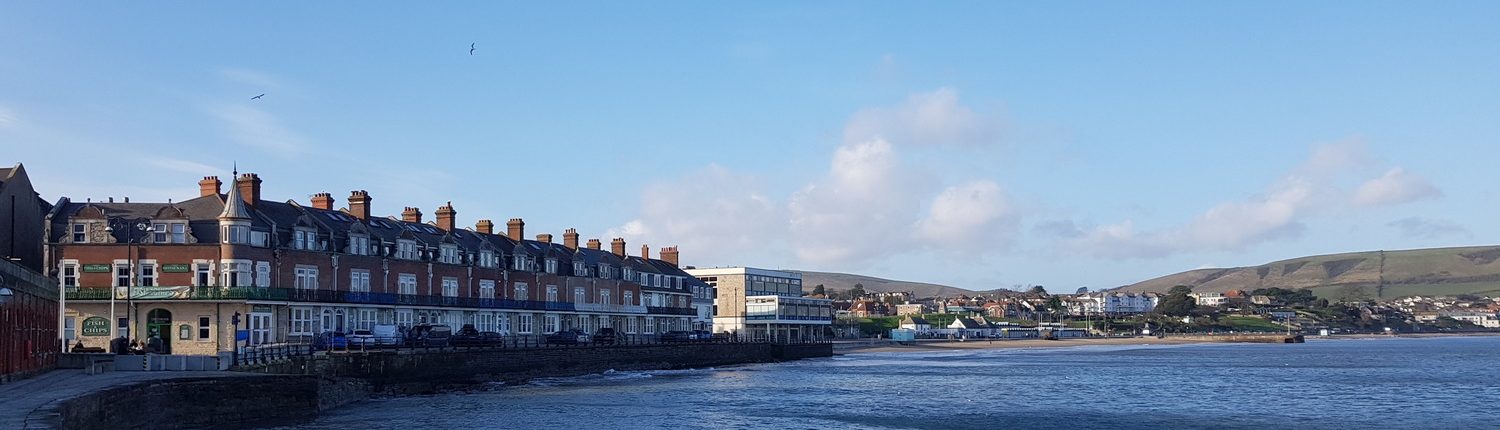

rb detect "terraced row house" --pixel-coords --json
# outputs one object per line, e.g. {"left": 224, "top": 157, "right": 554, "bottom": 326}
{"left": 47, "top": 172, "right": 699, "bottom": 355}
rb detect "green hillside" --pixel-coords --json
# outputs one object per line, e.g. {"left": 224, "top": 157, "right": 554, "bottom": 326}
{"left": 796, "top": 271, "right": 978, "bottom": 298}
{"left": 1119, "top": 246, "right": 1500, "bottom": 299}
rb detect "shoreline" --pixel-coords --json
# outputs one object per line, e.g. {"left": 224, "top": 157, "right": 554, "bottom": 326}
{"left": 833, "top": 332, "right": 1499, "bottom": 354}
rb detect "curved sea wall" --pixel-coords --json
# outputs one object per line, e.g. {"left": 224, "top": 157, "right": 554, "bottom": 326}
{"left": 56, "top": 343, "right": 830, "bottom": 429}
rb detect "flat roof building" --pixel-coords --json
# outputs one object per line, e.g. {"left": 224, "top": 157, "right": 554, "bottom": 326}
{"left": 685, "top": 267, "right": 831, "bottom": 343}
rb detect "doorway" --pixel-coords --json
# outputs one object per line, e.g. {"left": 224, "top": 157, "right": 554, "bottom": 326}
{"left": 146, "top": 308, "right": 173, "bottom": 354}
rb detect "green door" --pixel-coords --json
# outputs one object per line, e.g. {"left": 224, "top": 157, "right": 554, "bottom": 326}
{"left": 146, "top": 308, "right": 173, "bottom": 354}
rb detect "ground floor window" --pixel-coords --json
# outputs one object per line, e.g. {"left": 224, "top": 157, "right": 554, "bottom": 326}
{"left": 517, "top": 314, "right": 534, "bottom": 334}
{"left": 498, "top": 313, "right": 511, "bottom": 335}
{"left": 358, "top": 309, "right": 376, "bottom": 331}
{"left": 395, "top": 309, "right": 414, "bottom": 328}
{"left": 198, "top": 316, "right": 211, "bottom": 340}
{"left": 250, "top": 312, "right": 272, "bottom": 345}
{"left": 643, "top": 317, "right": 655, "bottom": 334}
{"left": 291, "top": 308, "right": 314, "bottom": 335}
{"left": 543, "top": 314, "right": 560, "bottom": 334}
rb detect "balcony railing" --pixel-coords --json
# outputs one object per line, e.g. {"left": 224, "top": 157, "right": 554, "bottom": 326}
{"left": 646, "top": 306, "right": 698, "bottom": 316}
{"left": 66, "top": 286, "right": 579, "bottom": 312}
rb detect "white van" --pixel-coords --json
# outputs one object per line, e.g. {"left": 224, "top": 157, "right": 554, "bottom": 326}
{"left": 372, "top": 324, "right": 402, "bottom": 346}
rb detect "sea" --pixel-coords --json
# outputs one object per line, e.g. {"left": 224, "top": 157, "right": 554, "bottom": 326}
{"left": 282, "top": 336, "right": 1500, "bottom": 429}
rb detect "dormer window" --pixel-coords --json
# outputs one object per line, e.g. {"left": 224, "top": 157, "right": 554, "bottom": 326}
{"left": 293, "top": 228, "right": 318, "bottom": 250}
{"left": 71, "top": 223, "right": 88, "bottom": 242}
{"left": 397, "top": 240, "right": 418, "bottom": 260}
{"left": 222, "top": 225, "right": 250, "bottom": 244}
{"left": 512, "top": 255, "right": 530, "bottom": 271}
{"left": 573, "top": 262, "right": 586, "bottom": 276}
{"left": 545, "top": 258, "right": 558, "bottom": 274}
{"left": 153, "top": 222, "right": 188, "bottom": 243}
{"left": 348, "top": 234, "right": 370, "bottom": 256}
{"left": 624, "top": 267, "right": 635, "bottom": 282}
{"left": 439, "top": 245, "right": 460, "bottom": 264}
{"left": 479, "top": 250, "right": 496, "bottom": 268}
{"left": 597, "top": 264, "right": 610, "bottom": 279}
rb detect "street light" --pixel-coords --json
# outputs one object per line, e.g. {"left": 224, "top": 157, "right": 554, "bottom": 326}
{"left": 105, "top": 219, "right": 154, "bottom": 341}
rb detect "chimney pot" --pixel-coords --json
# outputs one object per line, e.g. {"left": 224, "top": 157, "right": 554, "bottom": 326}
{"left": 610, "top": 237, "right": 626, "bottom": 258}
{"left": 506, "top": 218, "right": 525, "bottom": 242}
{"left": 348, "top": 190, "right": 372, "bottom": 220}
{"left": 435, "top": 202, "right": 457, "bottom": 231}
{"left": 476, "top": 219, "right": 495, "bottom": 235}
{"left": 198, "top": 176, "right": 222, "bottom": 198}
{"left": 563, "top": 228, "right": 580, "bottom": 250}
{"left": 536, "top": 233, "right": 553, "bottom": 244}
{"left": 402, "top": 207, "right": 423, "bottom": 223}
{"left": 586, "top": 239, "right": 602, "bottom": 250}
{"left": 660, "top": 246, "right": 680, "bottom": 267}
{"left": 311, "top": 192, "right": 334, "bottom": 210}
{"left": 640, "top": 244, "right": 650, "bottom": 259}
{"left": 235, "top": 173, "right": 262, "bottom": 207}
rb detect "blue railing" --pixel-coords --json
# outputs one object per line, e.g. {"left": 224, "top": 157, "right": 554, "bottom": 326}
{"left": 65, "top": 286, "right": 598, "bottom": 313}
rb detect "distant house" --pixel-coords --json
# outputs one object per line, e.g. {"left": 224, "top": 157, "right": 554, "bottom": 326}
{"left": 1191, "top": 292, "right": 1227, "bottom": 307}
{"left": 948, "top": 317, "right": 990, "bottom": 337}
{"left": 1251, "top": 295, "right": 1278, "bottom": 306}
{"left": 1444, "top": 311, "right": 1500, "bottom": 328}
{"left": 895, "top": 303, "right": 928, "bottom": 316}
{"left": 899, "top": 316, "right": 932, "bottom": 333}
{"left": 850, "top": 300, "right": 890, "bottom": 317}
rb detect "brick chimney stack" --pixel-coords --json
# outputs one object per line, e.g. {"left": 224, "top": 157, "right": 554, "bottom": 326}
{"left": 536, "top": 234, "right": 553, "bottom": 244}
{"left": 476, "top": 219, "right": 495, "bottom": 235}
{"left": 235, "top": 173, "right": 262, "bottom": 207}
{"left": 348, "top": 190, "right": 372, "bottom": 220}
{"left": 563, "top": 228, "right": 580, "bottom": 250}
{"left": 611, "top": 238, "right": 626, "bottom": 258}
{"left": 198, "top": 176, "right": 222, "bottom": 198}
{"left": 660, "top": 246, "right": 680, "bottom": 267}
{"left": 640, "top": 244, "right": 650, "bottom": 259}
{"left": 435, "top": 202, "right": 457, "bottom": 231}
{"left": 506, "top": 218, "right": 525, "bottom": 242}
{"left": 311, "top": 193, "right": 334, "bottom": 210}
{"left": 586, "top": 239, "right": 602, "bottom": 250}
{"left": 402, "top": 207, "right": 423, "bottom": 223}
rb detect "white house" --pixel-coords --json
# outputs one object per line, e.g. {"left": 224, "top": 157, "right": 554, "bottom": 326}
{"left": 1191, "top": 292, "right": 1227, "bottom": 307}
{"left": 899, "top": 316, "right": 932, "bottom": 334}
{"left": 1070, "top": 292, "right": 1159, "bottom": 315}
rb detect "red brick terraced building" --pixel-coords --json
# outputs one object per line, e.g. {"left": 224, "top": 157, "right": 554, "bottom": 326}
{"left": 47, "top": 172, "right": 698, "bottom": 355}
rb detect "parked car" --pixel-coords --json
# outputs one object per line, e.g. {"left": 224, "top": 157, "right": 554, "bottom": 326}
{"left": 689, "top": 330, "right": 715, "bottom": 342}
{"left": 314, "top": 331, "right": 349, "bottom": 350}
{"left": 406, "top": 324, "right": 453, "bottom": 347}
{"left": 546, "top": 329, "right": 590, "bottom": 345}
{"left": 592, "top": 328, "right": 618, "bottom": 345}
{"left": 371, "top": 324, "right": 402, "bottom": 346}
{"left": 348, "top": 329, "right": 376, "bottom": 347}
{"left": 660, "top": 331, "right": 694, "bottom": 343}
{"left": 452, "top": 326, "right": 503, "bottom": 347}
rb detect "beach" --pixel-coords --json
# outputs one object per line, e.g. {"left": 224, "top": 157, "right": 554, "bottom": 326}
{"left": 833, "top": 332, "right": 1500, "bottom": 354}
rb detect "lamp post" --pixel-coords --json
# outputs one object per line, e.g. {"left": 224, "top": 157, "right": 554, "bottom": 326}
{"left": 105, "top": 219, "right": 154, "bottom": 341}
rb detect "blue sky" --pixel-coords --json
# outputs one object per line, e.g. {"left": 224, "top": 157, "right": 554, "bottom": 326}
{"left": 3, "top": 2, "right": 1498, "bottom": 291}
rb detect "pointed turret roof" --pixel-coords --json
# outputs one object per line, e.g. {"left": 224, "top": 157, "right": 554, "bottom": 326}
{"left": 219, "top": 175, "right": 251, "bottom": 220}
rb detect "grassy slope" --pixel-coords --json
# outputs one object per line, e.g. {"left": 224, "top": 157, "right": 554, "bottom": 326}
{"left": 798, "top": 270, "right": 978, "bottom": 297}
{"left": 1120, "top": 245, "right": 1500, "bottom": 298}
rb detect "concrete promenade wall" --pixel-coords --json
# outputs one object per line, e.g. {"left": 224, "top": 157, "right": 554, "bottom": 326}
{"left": 54, "top": 343, "right": 831, "bottom": 429}
{"left": 298, "top": 342, "right": 833, "bottom": 392}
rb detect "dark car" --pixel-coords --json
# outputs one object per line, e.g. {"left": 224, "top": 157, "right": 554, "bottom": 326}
{"left": 660, "top": 331, "right": 694, "bottom": 343}
{"left": 313, "top": 331, "right": 349, "bottom": 350}
{"left": 592, "top": 328, "right": 618, "bottom": 345}
{"left": 406, "top": 324, "right": 453, "bottom": 347}
{"left": 453, "top": 328, "right": 504, "bottom": 347}
{"left": 546, "top": 329, "right": 590, "bottom": 345}
{"left": 690, "top": 330, "right": 714, "bottom": 342}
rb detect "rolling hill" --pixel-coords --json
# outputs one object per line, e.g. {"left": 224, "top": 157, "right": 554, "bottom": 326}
{"left": 1119, "top": 245, "right": 1500, "bottom": 299}
{"left": 795, "top": 271, "right": 979, "bottom": 298}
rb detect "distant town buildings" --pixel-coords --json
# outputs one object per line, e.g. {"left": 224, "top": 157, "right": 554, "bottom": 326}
{"left": 686, "top": 267, "right": 832, "bottom": 342}
{"left": 1068, "top": 292, "right": 1159, "bottom": 315}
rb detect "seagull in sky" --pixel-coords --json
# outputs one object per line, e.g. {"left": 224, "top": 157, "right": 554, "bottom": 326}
{"left": 470, "top": 43, "right": 476, "bottom": 55}
{"left": 251, "top": 94, "right": 265, "bottom": 100}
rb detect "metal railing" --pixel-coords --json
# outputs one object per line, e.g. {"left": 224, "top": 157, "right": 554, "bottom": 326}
{"left": 67, "top": 287, "right": 696, "bottom": 315}
{"left": 232, "top": 335, "right": 832, "bottom": 367}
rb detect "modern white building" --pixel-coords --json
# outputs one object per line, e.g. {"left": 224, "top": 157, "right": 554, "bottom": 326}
{"left": 1191, "top": 292, "right": 1227, "bottom": 307}
{"left": 1070, "top": 292, "right": 1160, "bottom": 315}
{"left": 686, "top": 267, "right": 832, "bottom": 342}
{"left": 1445, "top": 311, "right": 1500, "bottom": 328}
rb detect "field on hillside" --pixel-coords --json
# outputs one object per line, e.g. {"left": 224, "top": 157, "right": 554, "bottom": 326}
{"left": 1123, "top": 246, "right": 1500, "bottom": 299}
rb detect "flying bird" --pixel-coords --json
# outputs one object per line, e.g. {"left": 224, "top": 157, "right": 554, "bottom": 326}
{"left": 251, "top": 94, "right": 265, "bottom": 100}
{"left": 470, "top": 43, "right": 476, "bottom": 55}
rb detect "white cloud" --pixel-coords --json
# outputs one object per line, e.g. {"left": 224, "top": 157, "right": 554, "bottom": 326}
{"left": 143, "top": 157, "right": 221, "bottom": 176}
{"left": 1387, "top": 217, "right": 1470, "bottom": 240}
{"left": 789, "top": 138, "right": 930, "bottom": 264}
{"left": 608, "top": 164, "right": 783, "bottom": 266}
{"left": 1060, "top": 141, "right": 1438, "bottom": 260}
{"left": 1352, "top": 167, "right": 1441, "bottom": 206}
{"left": 914, "top": 180, "right": 1019, "bottom": 252}
{"left": 0, "top": 103, "right": 16, "bottom": 129}
{"left": 207, "top": 104, "right": 309, "bottom": 156}
{"left": 842, "top": 87, "right": 999, "bottom": 146}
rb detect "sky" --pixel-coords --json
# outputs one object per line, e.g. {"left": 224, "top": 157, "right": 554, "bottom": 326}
{"left": 3, "top": 2, "right": 1498, "bottom": 291}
